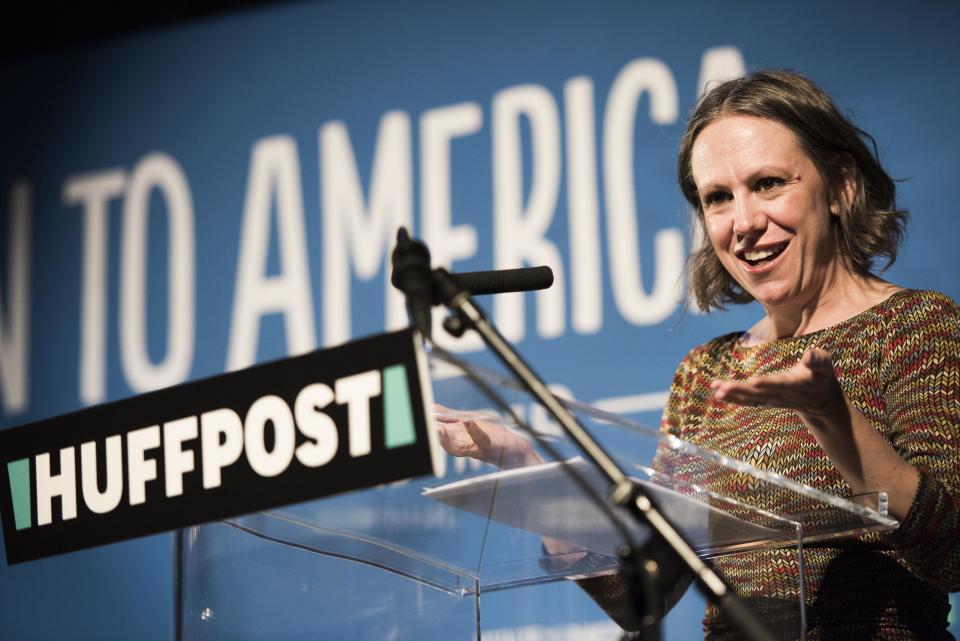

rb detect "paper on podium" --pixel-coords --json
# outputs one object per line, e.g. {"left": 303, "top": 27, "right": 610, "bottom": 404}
{"left": 424, "top": 457, "right": 779, "bottom": 555}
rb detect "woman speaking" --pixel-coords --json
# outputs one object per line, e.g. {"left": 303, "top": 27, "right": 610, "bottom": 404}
{"left": 437, "top": 70, "right": 960, "bottom": 640}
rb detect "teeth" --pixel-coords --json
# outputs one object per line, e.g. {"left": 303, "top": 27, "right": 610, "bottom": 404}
{"left": 743, "top": 245, "right": 785, "bottom": 262}
{"left": 744, "top": 249, "right": 776, "bottom": 261}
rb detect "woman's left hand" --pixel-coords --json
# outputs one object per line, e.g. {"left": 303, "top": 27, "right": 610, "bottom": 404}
{"left": 710, "top": 347, "right": 920, "bottom": 520}
{"left": 709, "top": 347, "right": 846, "bottom": 422}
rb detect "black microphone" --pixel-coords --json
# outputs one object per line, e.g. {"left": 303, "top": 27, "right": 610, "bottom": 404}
{"left": 453, "top": 266, "right": 554, "bottom": 296}
{"left": 391, "top": 227, "right": 556, "bottom": 335}
{"left": 390, "top": 228, "right": 434, "bottom": 337}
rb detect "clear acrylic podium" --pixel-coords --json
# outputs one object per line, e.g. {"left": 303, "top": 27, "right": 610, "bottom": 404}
{"left": 176, "top": 350, "right": 897, "bottom": 641}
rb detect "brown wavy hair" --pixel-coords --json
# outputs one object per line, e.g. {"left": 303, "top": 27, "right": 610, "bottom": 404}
{"left": 678, "top": 69, "right": 908, "bottom": 312}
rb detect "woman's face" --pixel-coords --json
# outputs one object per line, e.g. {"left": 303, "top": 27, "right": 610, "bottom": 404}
{"left": 690, "top": 114, "right": 847, "bottom": 313}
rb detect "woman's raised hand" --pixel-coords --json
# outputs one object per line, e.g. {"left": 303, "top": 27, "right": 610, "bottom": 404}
{"left": 709, "top": 348, "right": 846, "bottom": 421}
{"left": 434, "top": 404, "right": 543, "bottom": 469}
{"left": 709, "top": 347, "right": 920, "bottom": 519}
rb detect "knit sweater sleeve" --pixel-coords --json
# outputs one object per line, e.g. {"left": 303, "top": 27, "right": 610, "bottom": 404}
{"left": 879, "top": 291, "right": 960, "bottom": 590}
{"left": 659, "top": 340, "right": 719, "bottom": 439}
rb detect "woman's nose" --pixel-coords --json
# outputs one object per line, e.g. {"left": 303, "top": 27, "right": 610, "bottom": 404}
{"left": 732, "top": 197, "right": 766, "bottom": 236}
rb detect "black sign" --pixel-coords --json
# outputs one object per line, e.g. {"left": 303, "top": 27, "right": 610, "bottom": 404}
{"left": 0, "top": 329, "right": 436, "bottom": 564}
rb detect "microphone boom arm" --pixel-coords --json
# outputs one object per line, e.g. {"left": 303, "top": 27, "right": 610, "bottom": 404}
{"left": 390, "top": 227, "right": 774, "bottom": 641}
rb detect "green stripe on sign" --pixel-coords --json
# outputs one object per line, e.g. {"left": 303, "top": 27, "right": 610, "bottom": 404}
{"left": 383, "top": 365, "right": 417, "bottom": 449}
{"left": 7, "top": 458, "right": 31, "bottom": 530}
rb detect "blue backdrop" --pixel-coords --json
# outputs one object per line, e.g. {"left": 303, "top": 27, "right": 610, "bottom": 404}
{"left": 2, "top": 1, "right": 959, "bottom": 638}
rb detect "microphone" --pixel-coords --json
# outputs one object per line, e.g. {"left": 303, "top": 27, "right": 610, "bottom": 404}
{"left": 390, "top": 227, "right": 556, "bottom": 336}
{"left": 452, "top": 266, "right": 554, "bottom": 296}
{"left": 390, "top": 228, "right": 434, "bottom": 336}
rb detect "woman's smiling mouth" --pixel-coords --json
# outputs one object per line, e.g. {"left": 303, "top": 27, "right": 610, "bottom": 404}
{"left": 737, "top": 241, "right": 790, "bottom": 270}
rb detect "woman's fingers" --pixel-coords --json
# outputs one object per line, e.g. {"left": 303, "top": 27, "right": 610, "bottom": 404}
{"left": 434, "top": 414, "right": 503, "bottom": 461}
{"left": 434, "top": 410, "right": 540, "bottom": 468}
{"left": 710, "top": 378, "right": 767, "bottom": 400}
{"left": 710, "top": 348, "right": 843, "bottom": 415}
{"left": 464, "top": 419, "right": 495, "bottom": 453}
{"left": 714, "top": 376, "right": 805, "bottom": 406}
{"left": 712, "top": 381, "right": 773, "bottom": 407}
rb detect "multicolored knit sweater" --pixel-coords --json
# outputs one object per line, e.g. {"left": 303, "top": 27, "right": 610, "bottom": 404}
{"left": 585, "top": 290, "right": 960, "bottom": 640}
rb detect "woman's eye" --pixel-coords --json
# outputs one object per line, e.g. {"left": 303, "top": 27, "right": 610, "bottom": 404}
{"left": 703, "top": 191, "right": 730, "bottom": 207}
{"left": 755, "top": 177, "right": 783, "bottom": 192}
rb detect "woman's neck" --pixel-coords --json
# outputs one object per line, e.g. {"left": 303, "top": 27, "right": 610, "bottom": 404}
{"left": 746, "top": 272, "right": 899, "bottom": 344}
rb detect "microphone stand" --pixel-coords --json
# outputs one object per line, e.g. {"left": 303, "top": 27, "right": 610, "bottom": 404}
{"left": 391, "top": 229, "right": 776, "bottom": 641}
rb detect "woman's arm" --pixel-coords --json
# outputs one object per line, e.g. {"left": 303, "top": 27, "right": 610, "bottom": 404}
{"left": 711, "top": 293, "right": 960, "bottom": 592}
{"left": 709, "top": 348, "right": 920, "bottom": 520}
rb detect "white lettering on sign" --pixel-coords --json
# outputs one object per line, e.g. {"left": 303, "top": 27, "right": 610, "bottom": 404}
{"left": 0, "top": 180, "right": 31, "bottom": 415}
{"left": 36, "top": 447, "right": 77, "bottom": 526}
{"left": 420, "top": 102, "right": 483, "bottom": 351}
{"left": 2, "top": 48, "right": 745, "bottom": 417}
{"left": 603, "top": 58, "right": 684, "bottom": 326}
{"left": 227, "top": 136, "right": 316, "bottom": 372}
{"left": 24, "top": 369, "right": 391, "bottom": 525}
{"left": 80, "top": 435, "right": 124, "bottom": 513}
{"left": 492, "top": 84, "right": 566, "bottom": 343}
{"left": 120, "top": 152, "right": 196, "bottom": 393}
{"left": 64, "top": 169, "right": 126, "bottom": 406}
{"left": 320, "top": 112, "right": 412, "bottom": 347}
